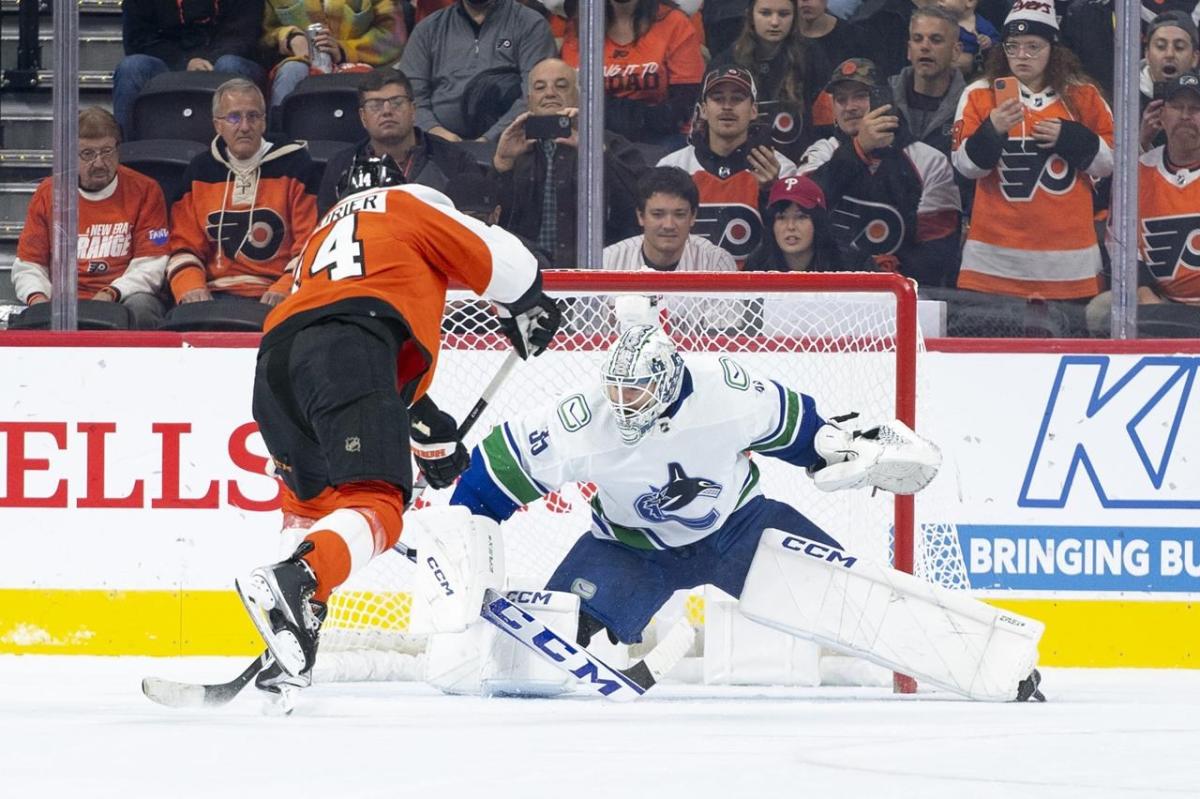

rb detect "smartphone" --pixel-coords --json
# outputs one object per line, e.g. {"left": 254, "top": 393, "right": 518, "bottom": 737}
{"left": 868, "top": 84, "right": 893, "bottom": 112}
{"left": 1153, "top": 80, "right": 1169, "bottom": 103}
{"left": 525, "top": 113, "right": 572, "bottom": 140}
{"left": 992, "top": 77, "right": 1020, "bottom": 107}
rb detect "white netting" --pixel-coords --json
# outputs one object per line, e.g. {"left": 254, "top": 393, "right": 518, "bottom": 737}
{"left": 314, "top": 273, "right": 962, "bottom": 679}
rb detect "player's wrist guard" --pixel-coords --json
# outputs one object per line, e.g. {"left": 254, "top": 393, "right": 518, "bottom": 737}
{"left": 410, "top": 396, "right": 470, "bottom": 489}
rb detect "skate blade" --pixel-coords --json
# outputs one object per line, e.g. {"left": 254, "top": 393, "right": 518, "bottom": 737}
{"left": 235, "top": 575, "right": 306, "bottom": 677}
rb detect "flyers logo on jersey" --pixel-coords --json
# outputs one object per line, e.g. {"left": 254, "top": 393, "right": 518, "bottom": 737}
{"left": 998, "top": 142, "right": 1076, "bottom": 201}
{"left": 1141, "top": 214, "right": 1200, "bottom": 279}
{"left": 830, "top": 196, "right": 905, "bottom": 255}
{"left": 205, "top": 209, "right": 286, "bottom": 262}
{"left": 694, "top": 203, "right": 762, "bottom": 259}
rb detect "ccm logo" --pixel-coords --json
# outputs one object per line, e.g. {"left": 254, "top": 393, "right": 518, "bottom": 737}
{"left": 425, "top": 556, "right": 455, "bottom": 596}
{"left": 781, "top": 535, "right": 858, "bottom": 567}
{"left": 507, "top": 590, "right": 553, "bottom": 605}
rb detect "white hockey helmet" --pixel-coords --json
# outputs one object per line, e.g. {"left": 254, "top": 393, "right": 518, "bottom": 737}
{"left": 600, "top": 324, "right": 685, "bottom": 446}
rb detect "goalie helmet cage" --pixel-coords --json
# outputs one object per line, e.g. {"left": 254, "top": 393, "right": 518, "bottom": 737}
{"left": 317, "top": 271, "right": 957, "bottom": 694}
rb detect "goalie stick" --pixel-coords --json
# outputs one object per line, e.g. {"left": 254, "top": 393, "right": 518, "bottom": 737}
{"left": 143, "top": 351, "right": 520, "bottom": 710}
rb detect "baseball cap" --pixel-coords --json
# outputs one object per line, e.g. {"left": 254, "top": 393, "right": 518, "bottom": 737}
{"left": 702, "top": 66, "right": 757, "bottom": 102}
{"left": 824, "top": 58, "right": 881, "bottom": 93}
{"left": 444, "top": 172, "right": 500, "bottom": 214}
{"left": 767, "top": 175, "right": 826, "bottom": 212}
{"left": 1162, "top": 70, "right": 1200, "bottom": 101}
{"left": 1147, "top": 11, "right": 1200, "bottom": 51}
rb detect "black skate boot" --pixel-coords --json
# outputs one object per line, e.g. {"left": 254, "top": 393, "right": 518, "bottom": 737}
{"left": 236, "top": 541, "right": 324, "bottom": 678}
{"left": 1016, "top": 669, "right": 1046, "bottom": 702}
{"left": 255, "top": 601, "right": 327, "bottom": 715}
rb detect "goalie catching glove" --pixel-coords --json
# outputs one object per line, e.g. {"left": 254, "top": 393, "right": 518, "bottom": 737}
{"left": 810, "top": 416, "right": 941, "bottom": 494}
{"left": 496, "top": 274, "right": 563, "bottom": 359}
{"left": 410, "top": 395, "right": 470, "bottom": 490}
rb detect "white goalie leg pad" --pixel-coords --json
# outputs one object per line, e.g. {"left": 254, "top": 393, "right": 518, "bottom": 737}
{"left": 405, "top": 506, "right": 505, "bottom": 635}
{"left": 738, "top": 529, "right": 1044, "bottom": 701}
{"left": 702, "top": 585, "right": 821, "bottom": 687}
{"left": 480, "top": 589, "right": 580, "bottom": 698}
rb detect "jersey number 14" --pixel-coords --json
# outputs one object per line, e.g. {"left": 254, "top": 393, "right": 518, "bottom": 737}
{"left": 306, "top": 215, "right": 365, "bottom": 283}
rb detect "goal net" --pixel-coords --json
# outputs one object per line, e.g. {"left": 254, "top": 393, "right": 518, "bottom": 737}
{"left": 312, "top": 271, "right": 967, "bottom": 686}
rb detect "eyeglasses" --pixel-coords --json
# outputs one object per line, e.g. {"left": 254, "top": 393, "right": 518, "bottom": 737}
{"left": 216, "top": 111, "right": 266, "bottom": 126}
{"left": 79, "top": 146, "right": 116, "bottom": 162}
{"left": 1003, "top": 41, "right": 1047, "bottom": 58}
{"left": 361, "top": 96, "right": 412, "bottom": 113}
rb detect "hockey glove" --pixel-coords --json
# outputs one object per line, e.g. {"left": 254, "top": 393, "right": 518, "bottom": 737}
{"left": 410, "top": 396, "right": 470, "bottom": 490}
{"left": 810, "top": 417, "right": 941, "bottom": 494}
{"left": 497, "top": 292, "right": 563, "bottom": 359}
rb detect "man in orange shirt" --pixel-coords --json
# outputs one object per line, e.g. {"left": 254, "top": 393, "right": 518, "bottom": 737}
{"left": 165, "top": 79, "right": 319, "bottom": 317}
{"left": 14, "top": 107, "right": 169, "bottom": 329}
{"left": 236, "top": 154, "right": 562, "bottom": 699}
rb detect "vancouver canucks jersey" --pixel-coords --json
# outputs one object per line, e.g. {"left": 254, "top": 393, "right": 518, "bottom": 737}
{"left": 451, "top": 357, "right": 825, "bottom": 549}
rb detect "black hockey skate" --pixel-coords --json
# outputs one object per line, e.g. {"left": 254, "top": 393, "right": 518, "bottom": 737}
{"left": 1016, "top": 669, "right": 1046, "bottom": 702}
{"left": 236, "top": 542, "right": 323, "bottom": 679}
{"left": 255, "top": 601, "right": 326, "bottom": 715}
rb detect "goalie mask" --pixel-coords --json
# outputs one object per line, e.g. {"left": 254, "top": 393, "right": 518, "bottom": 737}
{"left": 336, "top": 153, "right": 406, "bottom": 200}
{"left": 601, "top": 324, "right": 685, "bottom": 446}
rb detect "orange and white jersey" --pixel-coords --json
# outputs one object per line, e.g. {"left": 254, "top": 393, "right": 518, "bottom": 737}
{"left": 952, "top": 78, "right": 1114, "bottom": 299}
{"left": 1136, "top": 146, "right": 1200, "bottom": 303}
{"left": 264, "top": 183, "right": 539, "bottom": 401}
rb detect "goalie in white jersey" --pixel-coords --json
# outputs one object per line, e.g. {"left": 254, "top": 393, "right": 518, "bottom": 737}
{"left": 451, "top": 324, "right": 1047, "bottom": 701}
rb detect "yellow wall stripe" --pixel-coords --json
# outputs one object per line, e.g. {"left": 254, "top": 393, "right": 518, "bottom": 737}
{"left": 0, "top": 590, "right": 1196, "bottom": 668}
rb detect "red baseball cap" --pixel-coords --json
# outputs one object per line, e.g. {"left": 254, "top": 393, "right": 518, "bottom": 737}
{"left": 767, "top": 176, "right": 826, "bottom": 211}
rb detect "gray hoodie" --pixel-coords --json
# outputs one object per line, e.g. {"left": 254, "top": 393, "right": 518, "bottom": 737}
{"left": 888, "top": 66, "right": 967, "bottom": 156}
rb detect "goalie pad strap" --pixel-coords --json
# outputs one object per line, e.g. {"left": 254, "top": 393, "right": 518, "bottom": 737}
{"left": 738, "top": 529, "right": 1043, "bottom": 701}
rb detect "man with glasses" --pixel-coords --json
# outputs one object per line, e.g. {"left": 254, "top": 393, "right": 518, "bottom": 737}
{"left": 317, "top": 70, "right": 485, "bottom": 214}
{"left": 166, "top": 79, "right": 319, "bottom": 322}
{"left": 13, "top": 107, "right": 170, "bottom": 329}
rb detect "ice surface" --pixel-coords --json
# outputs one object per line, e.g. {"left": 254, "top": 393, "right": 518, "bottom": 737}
{"left": 0, "top": 657, "right": 1197, "bottom": 799}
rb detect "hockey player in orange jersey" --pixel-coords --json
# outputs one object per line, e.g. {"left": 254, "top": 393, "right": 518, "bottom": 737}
{"left": 235, "top": 153, "right": 562, "bottom": 698}
{"left": 951, "top": 2, "right": 1114, "bottom": 300}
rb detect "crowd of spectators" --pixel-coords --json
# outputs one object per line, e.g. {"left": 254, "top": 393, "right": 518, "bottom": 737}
{"left": 11, "top": 0, "right": 1200, "bottom": 336}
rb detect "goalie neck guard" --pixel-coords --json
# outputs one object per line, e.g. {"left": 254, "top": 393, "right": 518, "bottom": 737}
{"left": 600, "top": 324, "right": 685, "bottom": 446}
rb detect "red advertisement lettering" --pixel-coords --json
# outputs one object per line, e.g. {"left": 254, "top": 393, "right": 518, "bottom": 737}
{"left": 151, "top": 423, "right": 220, "bottom": 509}
{"left": 0, "top": 422, "right": 68, "bottom": 508}
{"left": 227, "top": 422, "right": 280, "bottom": 512}
{"left": 78, "top": 422, "right": 145, "bottom": 508}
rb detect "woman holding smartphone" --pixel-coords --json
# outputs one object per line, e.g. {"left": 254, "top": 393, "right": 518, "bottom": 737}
{"left": 951, "top": 4, "right": 1113, "bottom": 301}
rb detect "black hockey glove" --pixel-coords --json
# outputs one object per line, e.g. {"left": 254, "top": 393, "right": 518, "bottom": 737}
{"left": 497, "top": 288, "right": 563, "bottom": 360}
{"left": 410, "top": 396, "right": 470, "bottom": 490}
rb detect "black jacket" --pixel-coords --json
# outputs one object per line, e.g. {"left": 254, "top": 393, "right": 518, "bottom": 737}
{"left": 122, "top": 0, "right": 264, "bottom": 70}
{"left": 495, "top": 132, "right": 645, "bottom": 268}
{"left": 317, "top": 130, "right": 487, "bottom": 215}
{"left": 809, "top": 123, "right": 962, "bottom": 287}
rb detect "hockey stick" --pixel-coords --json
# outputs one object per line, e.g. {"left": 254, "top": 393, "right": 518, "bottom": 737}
{"left": 479, "top": 588, "right": 697, "bottom": 701}
{"left": 142, "top": 350, "right": 521, "bottom": 710}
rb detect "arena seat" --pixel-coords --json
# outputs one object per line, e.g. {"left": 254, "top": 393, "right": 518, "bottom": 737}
{"left": 1137, "top": 302, "right": 1200, "bottom": 338}
{"left": 8, "top": 299, "right": 133, "bottom": 330}
{"left": 304, "top": 139, "right": 356, "bottom": 174}
{"left": 118, "top": 139, "right": 207, "bottom": 205}
{"left": 130, "top": 71, "right": 242, "bottom": 144}
{"left": 159, "top": 299, "right": 269, "bottom": 332}
{"left": 280, "top": 74, "right": 368, "bottom": 144}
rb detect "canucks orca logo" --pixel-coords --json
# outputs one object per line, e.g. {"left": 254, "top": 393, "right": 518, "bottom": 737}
{"left": 998, "top": 142, "right": 1076, "bottom": 202}
{"left": 830, "top": 196, "right": 905, "bottom": 256}
{"left": 1141, "top": 214, "right": 1200, "bottom": 280}
{"left": 633, "top": 462, "right": 723, "bottom": 530}
{"left": 206, "top": 208, "right": 286, "bottom": 262}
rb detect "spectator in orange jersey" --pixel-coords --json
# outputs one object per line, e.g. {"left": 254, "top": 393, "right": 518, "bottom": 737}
{"left": 235, "top": 153, "right": 562, "bottom": 707}
{"left": 710, "top": 0, "right": 824, "bottom": 162}
{"left": 951, "top": 3, "right": 1113, "bottom": 301}
{"left": 166, "top": 79, "right": 320, "bottom": 318}
{"left": 560, "top": 0, "right": 705, "bottom": 147}
{"left": 13, "top": 107, "right": 169, "bottom": 329}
